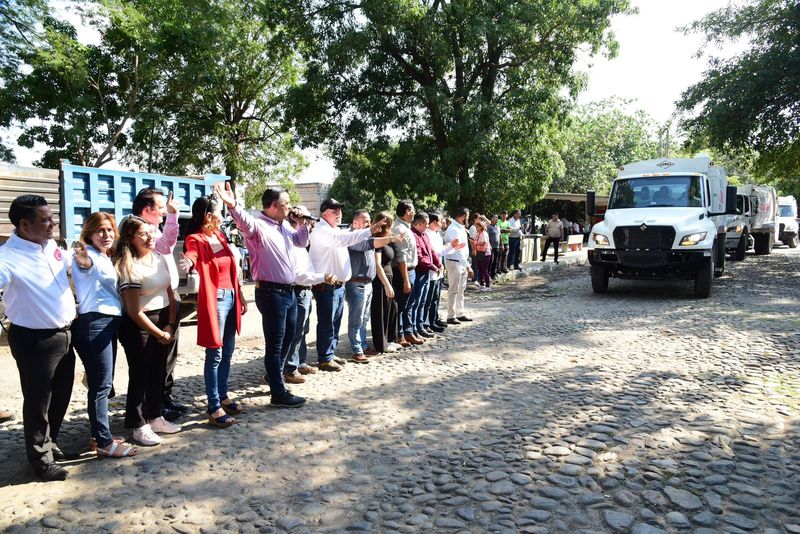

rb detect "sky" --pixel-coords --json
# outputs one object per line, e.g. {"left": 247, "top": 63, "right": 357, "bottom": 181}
{"left": 7, "top": 0, "right": 738, "bottom": 182}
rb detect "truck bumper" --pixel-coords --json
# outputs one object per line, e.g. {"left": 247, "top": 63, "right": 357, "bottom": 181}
{"left": 588, "top": 248, "right": 711, "bottom": 280}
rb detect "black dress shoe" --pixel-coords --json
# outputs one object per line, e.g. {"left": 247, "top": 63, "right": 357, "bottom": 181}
{"left": 161, "top": 407, "right": 182, "bottom": 422}
{"left": 270, "top": 393, "right": 306, "bottom": 408}
{"left": 429, "top": 325, "right": 445, "bottom": 333}
{"left": 163, "top": 396, "right": 188, "bottom": 413}
{"left": 456, "top": 316, "right": 473, "bottom": 322}
{"left": 52, "top": 443, "right": 79, "bottom": 461}
{"left": 435, "top": 320, "right": 448, "bottom": 328}
{"left": 417, "top": 330, "right": 434, "bottom": 338}
{"left": 446, "top": 318, "right": 461, "bottom": 325}
{"left": 34, "top": 462, "right": 68, "bottom": 481}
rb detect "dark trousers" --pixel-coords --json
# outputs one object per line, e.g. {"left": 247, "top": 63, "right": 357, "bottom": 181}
{"left": 498, "top": 243, "right": 509, "bottom": 272}
{"left": 9, "top": 324, "right": 75, "bottom": 465}
{"left": 163, "top": 318, "right": 179, "bottom": 401}
{"left": 371, "top": 276, "right": 398, "bottom": 352}
{"left": 120, "top": 308, "right": 172, "bottom": 429}
{"left": 490, "top": 248, "right": 500, "bottom": 278}
{"left": 73, "top": 313, "right": 120, "bottom": 449}
{"left": 254, "top": 286, "right": 296, "bottom": 398}
{"left": 424, "top": 278, "right": 442, "bottom": 327}
{"left": 476, "top": 252, "right": 492, "bottom": 287}
{"left": 542, "top": 237, "right": 560, "bottom": 261}
{"left": 508, "top": 237, "right": 521, "bottom": 269}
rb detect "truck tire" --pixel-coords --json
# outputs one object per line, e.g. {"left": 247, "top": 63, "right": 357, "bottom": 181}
{"left": 753, "top": 233, "right": 773, "bottom": 255}
{"left": 787, "top": 234, "right": 799, "bottom": 248}
{"left": 694, "top": 258, "right": 713, "bottom": 298}
{"left": 590, "top": 264, "right": 609, "bottom": 294}
{"left": 734, "top": 233, "right": 747, "bottom": 261}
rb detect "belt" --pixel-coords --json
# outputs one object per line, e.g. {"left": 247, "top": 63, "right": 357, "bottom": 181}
{"left": 349, "top": 277, "right": 372, "bottom": 283}
{"left": 312, "top": 281, "right": 344, "bottom": 291}
{"left": 294, "top": 285, "right": 311, "bottom": 293}
{"left": 11, "top": 322, "right": 72, "bottom": 333}
{"left": 255, "top": 280, "right": 295, "bottom": 291}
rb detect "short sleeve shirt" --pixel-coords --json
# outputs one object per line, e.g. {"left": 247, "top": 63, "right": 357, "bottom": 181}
{"left": 119, "top": 252, "right": 172, "bottom": 311}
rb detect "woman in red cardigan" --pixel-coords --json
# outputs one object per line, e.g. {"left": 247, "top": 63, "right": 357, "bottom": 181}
{"left": 179, "top": 194, "right": 247, "bottom": 427}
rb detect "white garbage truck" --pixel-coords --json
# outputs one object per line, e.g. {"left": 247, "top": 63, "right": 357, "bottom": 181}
{"left": 777, "top": 195, "right": 798, "bottom": 248}
{"left": 724, "top": 184, "right": 779, "bottom": 259}
{"left": 586, "top": 156, "right": 736, "bottom": 298}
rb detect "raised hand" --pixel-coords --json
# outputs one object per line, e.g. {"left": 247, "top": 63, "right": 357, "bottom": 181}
{"left": 450, "top": 238, "right": 466, "bottom": 250}
{"left": 214, "top": 181, "right": 236, "bottom": 208}
{"left": 165, "top": 191, "right": 181, "bottom": 214}
{"left": 72, "top": 241, "right": 93, "bottom": 270}
{"left": 178, "top": 252, "right": 193, "bottom": 273}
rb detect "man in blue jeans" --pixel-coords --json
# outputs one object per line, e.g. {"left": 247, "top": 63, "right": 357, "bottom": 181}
{"left": 215, "top": 181, "right": 310, "bottom": 408}
{"left": 410, "top": 212, "right": 441, "bottom": 338}
{"left": 310, "top": 199, "right": 383, "bottom": 371}
{"left": 391, "top": 200, "right": 423, "bottom": 345}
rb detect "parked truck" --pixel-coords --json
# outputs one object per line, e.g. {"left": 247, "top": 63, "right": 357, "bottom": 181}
{"left": 586, "top": 156, "right": 736, "bottom": 298}
{"left": 777, "top": 195, "right": 798, "bottom": 248}
{"left": 1, "top": 160, "right": 228, "bottom": 299}
{"left": 724, "top": 184, "right": 778, "bottom": 259}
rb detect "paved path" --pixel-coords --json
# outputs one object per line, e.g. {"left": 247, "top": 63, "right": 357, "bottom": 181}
{"left": 0, "top": 247, "right": 798, "bottom": 534}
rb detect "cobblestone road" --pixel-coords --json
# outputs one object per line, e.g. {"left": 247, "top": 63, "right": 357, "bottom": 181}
{"left": 0, "top": 248, "right": 798, "bottom": 534}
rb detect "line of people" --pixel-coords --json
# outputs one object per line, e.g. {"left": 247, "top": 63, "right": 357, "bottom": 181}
{"left": 0, "top": 183, "right": 503, "bottom": 481}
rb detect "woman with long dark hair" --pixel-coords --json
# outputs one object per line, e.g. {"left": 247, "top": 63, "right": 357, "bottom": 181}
{"left": 179, "top": 194, "right": 247, "bottom": 427}
{"left": 115, "top": 216, "right": 180, "bottom": 446}
{"left": 370, "top": 211, "right": 402, "bottom": 354}
{"left": 72, "top": 212, "right": 136, "bottom": 458}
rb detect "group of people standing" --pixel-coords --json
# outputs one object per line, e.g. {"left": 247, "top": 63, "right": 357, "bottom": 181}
{"left": 0, "top": 180, "right": 532, "bottom": 482}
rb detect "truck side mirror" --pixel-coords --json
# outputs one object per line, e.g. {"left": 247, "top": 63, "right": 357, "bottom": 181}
{"left": 725, "top": 185, "right": 737, "bottom": 215}
{"left": 586, "top": 190, "right": 596, "bottom": 218}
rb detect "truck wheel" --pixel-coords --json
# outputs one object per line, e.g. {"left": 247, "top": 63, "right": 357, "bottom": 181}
{"left": 788, "top": 234, "right": 799, "bottom": 248}
{"left": 694, "top": 259, "right": 713, "bottom": 298}
{"left": 734, "top": 233, "right": 747, "bottom": 261}
{"left": 754, "top": 234, "right": 771, "bottom": 255}
{"left": 590, "top": 264, "right": 609, "bottom": 294}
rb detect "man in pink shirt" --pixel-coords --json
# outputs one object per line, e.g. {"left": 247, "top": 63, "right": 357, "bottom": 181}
{"left": 132, "top": 188, "right": 186, "bottom": 421}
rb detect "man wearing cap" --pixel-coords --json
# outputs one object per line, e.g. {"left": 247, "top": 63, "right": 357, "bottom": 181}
{"left": 0, "top": 195, "right": 78, "bottom": 481}
{"left": 214, "top": 181, "right": 310, "bottom": 407}
{"left": 309, "top": 199, "right": 384, "bottom": 371}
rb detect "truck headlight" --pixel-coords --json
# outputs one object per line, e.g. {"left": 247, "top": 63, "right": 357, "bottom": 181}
{"left": 592, "top": 233, "right": 609, "bottom": 246}
{"left": 680, "top": 232, "right": 707, "bottom": 246}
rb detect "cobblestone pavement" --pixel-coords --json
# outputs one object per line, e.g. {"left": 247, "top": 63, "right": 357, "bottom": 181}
{"left": 0, "top": 248, "right": 798, "bottom": 534}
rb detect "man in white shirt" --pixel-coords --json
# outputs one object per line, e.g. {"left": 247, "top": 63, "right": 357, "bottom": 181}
{"left": 424, "top": 212, "right": 463, "bottom": 332}
{"left": 508, "top": 209, "right": 524, "bottom": 270}
{"left": 391, "top": 200, "right": 422, "bottom": 344}
{"left": 542, "top": 212, "right": 564, "bottom": 263}
{"left": 132, "top": 188, "right": 186, "bottom": 420}
{"left": 309, "top": 198, "right": 382, "bottom": 371}
{"left": 444, "top": 206, "right": 473, "bottom": 324}
{"left": 0, "top": 195, "right": 77, "bottom": 481}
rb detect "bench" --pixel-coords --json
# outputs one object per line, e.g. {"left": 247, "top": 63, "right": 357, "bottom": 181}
{"left": 561, "top": 234, "right": 584, "bottom": 253}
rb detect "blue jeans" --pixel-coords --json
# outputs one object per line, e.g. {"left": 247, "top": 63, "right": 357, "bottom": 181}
{"left": 315, "top": 284, "right": 345, "bottom": 363}
{"left": 508, "top": 237, "right": 521, "bottom": 269}
{"left": 345, "top": 280, "right": 374, "bottom": 354}
{"left": 424, "top": 278, "right": 441, "bottom": 328}
{"left": 254, "top": 286, "right": 296, "bottom": 398}
{"left": 284, "top": 288, "right": 312, "bottom": 373}
{"left": 393, "top": 268, "right": 416, "bottom": 336}
{"left": 411, "top": 270, "right": 430, "bottom": 333}
{"left": 204, "top": 288, "right": 237, "bottom": 412}
{"left": 73, "top": 312, "right": 119, "bottom": 449}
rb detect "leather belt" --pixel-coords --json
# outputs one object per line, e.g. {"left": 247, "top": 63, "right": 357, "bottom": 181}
{"left": 294, "top": 285, "right": 311, "bottom": 293}
{"left": 312, "top": 281, "right": 344, "bottom": 291}
{"left": 255, "top": 280, "right": 295, "bottom": 291}
{"left": 349, "top": 277, "right": 372, "bottom": 283}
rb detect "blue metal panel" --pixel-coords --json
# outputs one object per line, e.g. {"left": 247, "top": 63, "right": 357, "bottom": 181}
{"left": 60, "top": 160, "right": 228, "bottom": 245}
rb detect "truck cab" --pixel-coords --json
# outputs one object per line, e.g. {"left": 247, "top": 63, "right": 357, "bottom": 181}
{"left": 587, "top": 157, "right": 736, "bottom": 298}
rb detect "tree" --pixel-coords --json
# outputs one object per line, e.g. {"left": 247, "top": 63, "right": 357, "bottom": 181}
{"left": 677, "top": 0, "right": 800, "bottom": 185}
{"left": 289, "top": 0, "right": 631, "bottom": 213}
{"left": 554, "top": 99, "right": 659, "bottom": 194}
{"left": 0, "top": 1, "right": 159, "bottom": 168}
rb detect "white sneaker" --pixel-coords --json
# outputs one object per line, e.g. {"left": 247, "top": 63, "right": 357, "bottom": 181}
{"left": 383, "top": 344, "right": 398, "bottom": 353}
{"left": 133, "top": 424, "right": 162, "bottom": 446}
{"left": 387, "top": 342, "right": 403, "bottom": 351}
{"left": 148, "top": 416, "right": 182, "bottom": 434}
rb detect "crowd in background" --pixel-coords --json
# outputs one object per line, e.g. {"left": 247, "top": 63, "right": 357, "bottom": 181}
{"left": 0, "top": 185, "right": 585, "bottom": 481}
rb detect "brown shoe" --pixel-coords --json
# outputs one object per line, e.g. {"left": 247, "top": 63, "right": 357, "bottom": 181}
{"left": 396, "top": 339, "right": 412, "bottom": 348}
{"left": 351, "top": 354, "right": 370, "bottom": 364}
{"left": 284, "top": 372, "right": 306, "bottom": 384}
{"left": 404, "top": 334, "right": 424, "bottom": 345}
{"left": 363, "top": 349, "right": 380, "bottom": 356}
{"left": 319, "top": 361, "right": 343, "bottom": 372}
{"left": 298, "top": 366, "right": 318, "bottom": 375}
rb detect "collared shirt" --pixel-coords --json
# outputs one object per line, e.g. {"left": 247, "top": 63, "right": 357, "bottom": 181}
{"left": 347, "top": 234, "right": 377, "bottom": 280}
{"left": 391, "top": 219, "right": 417, "bottom": 268}
{"left": 444, "top": 219, "right": 470, "bottom": 268}
{"left": 309, "top": 221, "right": 371, "bottom": 281}
{"left": 546, "top": 219, "right": 564, "bottom": 239}
{"left": 71, "top": 245, "right": 123, "bottom": 316}
{"left": 229, "top": 202, "right": 309, "bottom": 285}
{"left": 498, "top": 219, "right": 511, "bottom": 245}
{"left": 292, "top": 244, "right": 326, "bottom": 287}
{"left": 0, "top": 233, "right": 76, "bottom": 329}
{"left": 154, "top": 212, "right": 179, "bottom": 290}
{"left": 424, "top": 227, "right": 453, "bottom": 281}
{"left": 413, "top": 226, "right": 440, "bottom": 273}
{"left": 509, "top": 217, "right": 523, "bottom": 238}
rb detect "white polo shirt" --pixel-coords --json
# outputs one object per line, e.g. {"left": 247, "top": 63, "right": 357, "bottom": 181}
{"left": 0, "top": 233, "right": 76, "bottom": 329}
{"left": 70, "top": 245, "right": 123, "bottom": 316}
{"left": 309, "top": 221, "right": 371, "bottom": 282}
{"left": 444, "top": 220, "right": 470, "bottom": 268}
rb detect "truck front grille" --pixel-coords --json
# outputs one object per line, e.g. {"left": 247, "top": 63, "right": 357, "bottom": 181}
{"left": 618, "top": 251, "right": 669, "bottom": 268}
{"left": 614, "top": 226, "right": 675, "bottom": 251}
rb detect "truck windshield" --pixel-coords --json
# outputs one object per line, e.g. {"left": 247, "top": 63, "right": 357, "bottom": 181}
{"left": 779, "top": 205, "right": 795, "bottom": 217}
{"left": 609, "top": 175, "right": 703, "bottom": 209}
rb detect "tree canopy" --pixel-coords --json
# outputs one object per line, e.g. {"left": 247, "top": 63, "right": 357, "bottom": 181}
{"left": 677, "top": 0, "right": 800, "bottom": 191}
